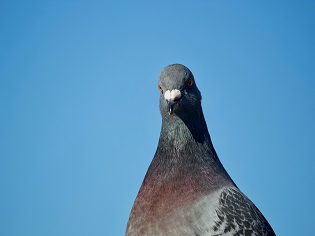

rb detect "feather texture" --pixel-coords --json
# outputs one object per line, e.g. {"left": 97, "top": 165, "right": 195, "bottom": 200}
{"left": 126, "top": 64, "right": 275, "bottom": 236}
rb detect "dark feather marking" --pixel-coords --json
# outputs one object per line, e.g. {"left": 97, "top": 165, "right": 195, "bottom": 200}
{"left": 213, "top": 188, "right": 275, "bottom": 236}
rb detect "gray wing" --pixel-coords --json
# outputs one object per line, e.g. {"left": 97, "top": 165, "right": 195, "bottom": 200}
{"left": 212, "top": 188, "right": 276, "bottom": 236}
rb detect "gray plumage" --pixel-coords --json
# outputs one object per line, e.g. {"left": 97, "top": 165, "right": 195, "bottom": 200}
{"left": 126, "top": 64, "right": 275, "bottom": 236}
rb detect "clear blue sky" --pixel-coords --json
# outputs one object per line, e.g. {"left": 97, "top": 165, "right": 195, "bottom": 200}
{"left": 1, "top": 1, "right": 314, "bottom": 235}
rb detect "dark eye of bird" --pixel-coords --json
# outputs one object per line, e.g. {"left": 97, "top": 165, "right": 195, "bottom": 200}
{"left": 158, "top": 84, "right": 163, "bottom": 94}
{"left": 187, "top": 78, "right": 194, "bottom": 88}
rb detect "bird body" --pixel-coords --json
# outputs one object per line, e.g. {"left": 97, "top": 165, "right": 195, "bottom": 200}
{"left": 126, "top": 64, "right": 275, "bottom": 236}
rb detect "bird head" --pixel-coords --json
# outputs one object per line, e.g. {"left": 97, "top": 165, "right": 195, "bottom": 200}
{"left": 158, "top": 64, "right": 202, "bottom": 118}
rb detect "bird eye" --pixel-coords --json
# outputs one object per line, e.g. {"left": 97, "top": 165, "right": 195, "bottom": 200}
{"left": 158, "top": 84, "right": 163, "bottom": 94}
{"left": 187, "top": 78, "right": 194, "bottom": 88}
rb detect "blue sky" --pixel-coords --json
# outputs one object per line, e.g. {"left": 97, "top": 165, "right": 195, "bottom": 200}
{"left": 1, "top": 1, "right": 314, "bottom": 235}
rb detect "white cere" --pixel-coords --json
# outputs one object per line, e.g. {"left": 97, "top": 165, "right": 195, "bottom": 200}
{"left": 164, "top": 89, "right": 181, "bottom": 102}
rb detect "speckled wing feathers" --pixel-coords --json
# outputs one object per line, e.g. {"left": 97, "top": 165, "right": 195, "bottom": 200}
{"left": 212, "top": 188, "right": 275, "bottom": 236}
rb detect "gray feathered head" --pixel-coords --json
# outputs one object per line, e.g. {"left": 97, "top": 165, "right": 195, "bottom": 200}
{"left": 158, "top": 64, "right": 202, "bottom": 119}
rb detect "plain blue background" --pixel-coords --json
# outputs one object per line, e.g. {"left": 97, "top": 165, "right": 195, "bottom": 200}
{"left": 1, "top": 1, "right": 314, "bottom": 235}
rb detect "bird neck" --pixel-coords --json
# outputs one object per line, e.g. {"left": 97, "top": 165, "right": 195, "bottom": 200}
{"left": 159, "top": 107, "right": 213, "bottom": 152}
{"left": 142, "top": 107, "right": 235, "bottom": 196}
{"left": 151, "top": 106, "right": 225, "bottom": 177}
{"left": 144, "top": 107, "right": 234, "bottom": 190}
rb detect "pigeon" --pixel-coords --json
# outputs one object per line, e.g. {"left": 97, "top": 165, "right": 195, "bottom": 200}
{"left": 126, "top": 64, "right": 275, "bottom": 236}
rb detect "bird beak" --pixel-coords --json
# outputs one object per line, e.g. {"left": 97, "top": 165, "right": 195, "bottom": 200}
{"left": 164, "top": 89, "right": 182, "bottom": 115}
{"left": 168, "top": 102, "right": 175, "bottom": 115}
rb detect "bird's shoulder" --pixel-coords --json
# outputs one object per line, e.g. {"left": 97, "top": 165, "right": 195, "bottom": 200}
{"left": 210, "top": 187, "right": 276, "bottom": 236}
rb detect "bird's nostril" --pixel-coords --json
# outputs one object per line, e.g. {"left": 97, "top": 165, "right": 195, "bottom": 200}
{"left": 173, "top": 96, "right": 181, "bottom": 102}
{"left": 164, "top": 89, "right": 181, "bottom": 103}
{"left": 170, "top": 89, "right": 181, "bottom": 102}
